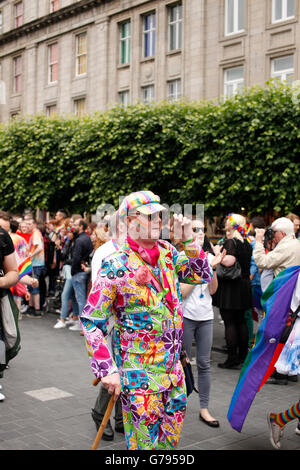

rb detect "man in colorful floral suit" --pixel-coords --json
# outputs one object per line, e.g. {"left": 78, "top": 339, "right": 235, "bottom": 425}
{"left": 80, "top": 191, "right": 212, "bottom": 450}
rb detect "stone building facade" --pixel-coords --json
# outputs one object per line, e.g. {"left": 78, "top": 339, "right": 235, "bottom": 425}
{"left": 0, "top": 0, "right": 299, "bottom": 122}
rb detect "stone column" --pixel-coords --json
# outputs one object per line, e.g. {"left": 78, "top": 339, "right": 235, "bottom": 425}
{"left": 24, "top": 43, "right": 38, "bottom": 115}
{"left": 93, "top": 18, "right": 110, "bottom": 111}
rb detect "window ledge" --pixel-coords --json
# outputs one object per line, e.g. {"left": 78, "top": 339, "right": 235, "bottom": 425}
{"left": 117, "top": 63, "right": 130, "bottom": 70}
{"left": 219, "top": 31, "right": 247, "bottom": 43}
{"left": 140, "top": 56, "right": 155, "bottom": 64}
{"left": 166, "top": 49, "right": 182, "bottom": 57}
{"left": 266, "top": 18, "right": 297, "bottom": 30}
{"left": 73, "top": 73, "right": 87, "bottom": 80}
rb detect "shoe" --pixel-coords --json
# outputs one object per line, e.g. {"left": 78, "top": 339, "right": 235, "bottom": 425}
{"left": 28, "top": 310, "right": 43, "bottom": 318}
{"left": 0, "top": 392, "right": 5, "bottom": 401}
{"left": 91, "top": 409, "right": 114, "bottom": 441}
{"left": 296, "top": 421, "right": 300, "bottom": 436}
{"left": 267, "top": 372, "right": 288, "bottom": 385}
{"left": 54, "top": 320, "right": 66, "bottom": 329}
{"left": 267, "top": 412, "right": 283, "bottom": 450}
{"left": 218, "top": 358, "right": 241, "bottom": 369}
{"left": 65, "top": 317, "right": 76, "bottom": 326}
{"left": 199, "top": 413, "right": 220, "bottom": 428}
{"left": 115, "top": 422, "right": 124, "bottom": 433}
{"left": 24, "top": 306, "right": 35, "bottom": 317}
{"left": 287, "top": 375, "right": 298, "bottom": 383}
{"left": 69, "top": 321, "right": 81, "bottom": 331}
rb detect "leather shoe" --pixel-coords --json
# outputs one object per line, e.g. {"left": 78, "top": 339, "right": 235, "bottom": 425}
{"left": 199, "top": 413, "right": 220, "bottom": 428}
{"left": 217, "top": 359, "right": 241, "bottom": 369}
{"left": 267, "top": 372, "right": 288, "bottom": 385}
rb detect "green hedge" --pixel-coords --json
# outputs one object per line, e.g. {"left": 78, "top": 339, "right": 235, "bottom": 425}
{"left": 0, "top": 81, "right": 299, "bottom": 216}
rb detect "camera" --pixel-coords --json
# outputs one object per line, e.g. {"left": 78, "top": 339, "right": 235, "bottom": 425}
{"left": 263, "top": 227, "right": 275, "bottom": 251}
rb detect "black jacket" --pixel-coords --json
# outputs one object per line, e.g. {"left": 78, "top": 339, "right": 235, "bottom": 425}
{"left": 71, "top": 232, "right": 93, "bottom": 276}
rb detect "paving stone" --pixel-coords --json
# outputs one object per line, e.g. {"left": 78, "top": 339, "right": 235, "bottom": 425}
{"left": 0, "top": 311, "right": 299, "bottom": 451}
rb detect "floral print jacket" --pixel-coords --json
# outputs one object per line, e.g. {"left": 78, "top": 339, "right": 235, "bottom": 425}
{"left": 80, "top": 239, "right": 212, "bottom": 396}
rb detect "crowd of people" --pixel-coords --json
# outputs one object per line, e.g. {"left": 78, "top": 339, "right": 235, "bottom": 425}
{"left": 0, "top": 197, "right": 299, "bottom": 451}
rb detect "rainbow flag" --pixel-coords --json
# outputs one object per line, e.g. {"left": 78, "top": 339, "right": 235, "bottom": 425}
{"left": 18, "top": 256, "right": 33, "bottom": 279}
{"left": 227, "top": 265, "right": 300, "bottom": 432}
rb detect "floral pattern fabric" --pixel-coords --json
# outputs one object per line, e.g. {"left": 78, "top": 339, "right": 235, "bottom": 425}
{"left": 80, "top": 238, "right": 212, "bottom": 395}
{"left": 121, "top": 379, "right": 186, "bottom": 450}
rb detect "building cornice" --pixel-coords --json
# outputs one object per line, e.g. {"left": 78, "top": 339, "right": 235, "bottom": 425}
{"left": 0, "top": 0, "right": 106, "bottom": 46}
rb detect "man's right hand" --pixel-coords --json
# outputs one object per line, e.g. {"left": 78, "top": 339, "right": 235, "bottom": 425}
{"left": 101, "top": 373, "right": 121, "bottom": 401}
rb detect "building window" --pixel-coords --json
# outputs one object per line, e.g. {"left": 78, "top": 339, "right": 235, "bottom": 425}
{"left": 120, "top": 21, "right": 131, "bottom": 65}
{"left": 74, "top": 98, "right": 86, "bottom": 117}
{"left": 119, "top": 90, "right": 130, "bottom": 106}
{"left": 143, "top": 13, "right": 156, "bottom": 58}
{"left": 15, "top": 1, "right": 23, "bottom": 28}
{"left": 142, "top": 85, "right": 155, "bottom": 103}
{"left": 13, "top": 56, "right": 22, "bottom": 93}
{"left": 46, "top": 104, "right": 57, "bottom": 116}
{"left": 76, "top": 33, "right": 87, "bottom": 76}
{"left": 168, "top": 3, "right": 182, "bottom": 51}
{"left": 225, "top": 0, "right": 245, "bottom": 36}
{"left": 272, "top": 0, "right": 294, "bottom": 23}
{"left": 50, "top": 0, "right": 60, "bottom": 13}
{"left": 168, "top": 79, "right": 181, "bottom": 101}
{"left": 48, "top": 43, "right": 58, "bottom": 83}
{"left": 271, "top": 55, "right": 294, "bottom": 83}
{"left": 224, "top": 65, "right": 244, "bottom": 98}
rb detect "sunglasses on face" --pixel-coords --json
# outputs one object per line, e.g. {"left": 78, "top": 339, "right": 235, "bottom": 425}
{"left": 192, "top": 227, "right": 204, "bottom": 233}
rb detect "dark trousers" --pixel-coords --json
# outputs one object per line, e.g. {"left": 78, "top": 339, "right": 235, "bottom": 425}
{"left": 220, "top": 308, "right": 249, "bottom": 362}
{"left": 94, "top": 386, "right": 123, "bottom": 426}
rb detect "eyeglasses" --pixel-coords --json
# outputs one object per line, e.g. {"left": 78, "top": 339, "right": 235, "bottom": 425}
{"left": 192, "top": 227, "right": 204, "bottom": 233}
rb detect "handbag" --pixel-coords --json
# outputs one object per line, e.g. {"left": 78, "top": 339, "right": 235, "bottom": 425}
{"left": 216, "top": 238, "right": 242, "bottom": 280}
{"left": 0, "top": 288, "right": 21, "bottom": 373}
{"left": 181, "top": 349, "right": 198, "bottom": 397}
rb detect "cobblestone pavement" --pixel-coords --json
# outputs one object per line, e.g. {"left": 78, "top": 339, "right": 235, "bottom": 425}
{"left": 0, "top": 309, "right": 299, "bottom": 451}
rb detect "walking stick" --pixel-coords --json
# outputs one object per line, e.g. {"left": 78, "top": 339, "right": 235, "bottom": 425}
{"left": 91, "top": 378, "right": 115, "bottom": 451}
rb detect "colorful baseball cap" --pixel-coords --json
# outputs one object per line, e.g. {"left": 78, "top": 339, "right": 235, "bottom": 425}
{"left": 117, "top": 191, "right": 166, "bottom": 218}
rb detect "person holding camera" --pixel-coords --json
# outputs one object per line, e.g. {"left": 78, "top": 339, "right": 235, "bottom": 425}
{"left": 253, "top": 217, "right": 300, "bottom": 278}
{"left": 254, "top": 216, "right": 300, "bottom": 387}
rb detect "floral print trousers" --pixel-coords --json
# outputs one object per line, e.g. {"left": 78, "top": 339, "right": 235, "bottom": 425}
{"left": 120, "top": 382, "right": 187, "bottom": 450}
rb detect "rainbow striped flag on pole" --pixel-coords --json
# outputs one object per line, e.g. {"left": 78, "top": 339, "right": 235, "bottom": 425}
{"left": 227, "top": 265, "right": 300, "bottom": 432}
{"left": 18, "top": 256, "right": 33, "bottom": 279}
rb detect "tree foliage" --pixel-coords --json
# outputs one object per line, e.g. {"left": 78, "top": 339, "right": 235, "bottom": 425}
{"left": 0, "top": 81, "right": 299, "bottom": 217}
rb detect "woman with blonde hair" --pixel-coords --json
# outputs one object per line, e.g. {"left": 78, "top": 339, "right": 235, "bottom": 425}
{"left": 213, "top": 213, "right": 253, "bottom": 369}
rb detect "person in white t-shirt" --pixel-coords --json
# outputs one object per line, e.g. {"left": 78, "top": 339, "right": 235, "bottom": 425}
{"left": 181, "top": 218, "right": 225, "bottom": 428}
